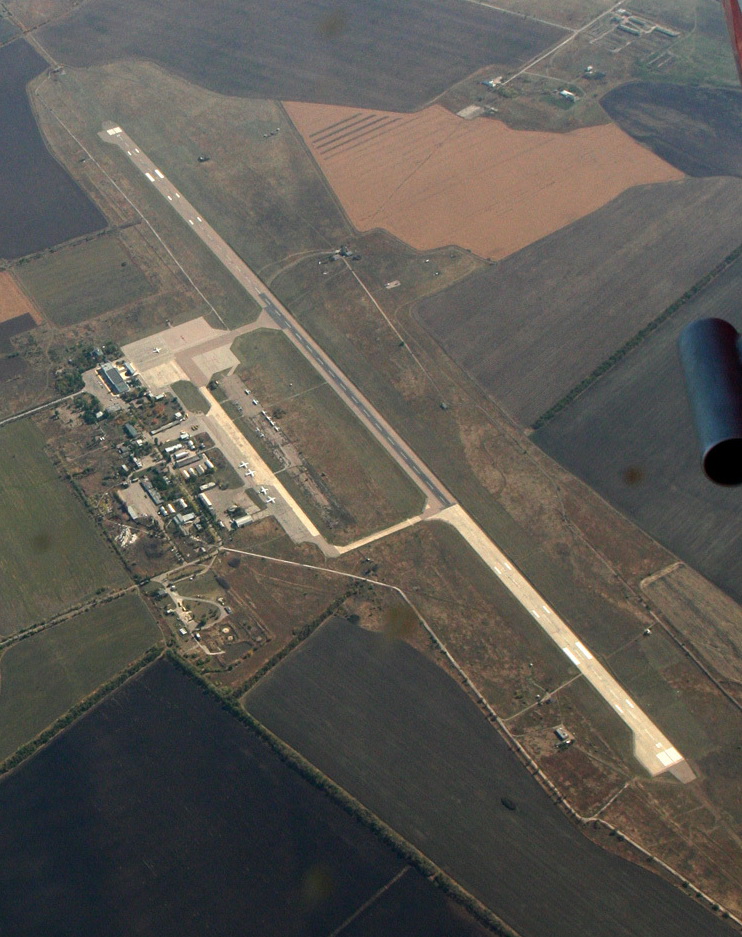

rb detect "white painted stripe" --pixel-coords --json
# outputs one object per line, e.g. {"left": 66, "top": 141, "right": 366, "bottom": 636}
{"left": 134, "top": 148, "right": 140, "bottom": 153}
{"left": 657, "top": 751, "right": 673, "bottom": 766}
{"left": 575, "top": 641, "right": 593, "bottom": 660}
{"left": 531, "top": 610, "right": 540, "bottom": 619}
{"left": 625, "top": 699, "right": 635, "bottom": 709}
{"left": 145, "top": 172, "right": 155, "bottom": 182}
{"left": 196, "top": 216, "right": 202, "bottom": 222}
{"left": 127, "top": 150, "right": 132, "bottom": 155}
{"left": 154, "top": 169, "right": 164, "bottom": 179}
{"left": 106, "top": 126, "right": 122, "bottom": 135}
{"left": 167, "top": 195, "right": 173, "bottom": 200}
{"left": 493, "top": 567, "right": 501, "bottom": 575}
{"left": 615, "top": 704, "right": 624, "bottom": 714}
{"left": 542, "top": 604, "right": 550, "bottom": 613}
{"left": 188, "top": 219, "right": 194, "bottom": 225}
{"left": 664, "top": 747, "right": 682, "bottom": 763}
{"left": 562, "top": 647, "right": 580, "bottom": 667}
{"left": 504, "top": 562, "right": 512, "bottom": 570}
{"left": 175, "top": 193, "right": 181, "bottom": 198}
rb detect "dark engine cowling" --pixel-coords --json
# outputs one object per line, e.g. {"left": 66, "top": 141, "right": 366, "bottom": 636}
{"left": 678, "top": 318, "right": 742, "bottom": 486}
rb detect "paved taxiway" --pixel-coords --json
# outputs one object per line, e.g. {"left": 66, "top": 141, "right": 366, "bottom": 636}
{"left": 105, "top": 125, "right": 690, "bottom": 779}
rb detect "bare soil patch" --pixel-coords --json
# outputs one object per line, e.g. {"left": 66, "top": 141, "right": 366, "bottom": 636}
{"left": 417, "top": 176, "right": 742, "bottom": 425}
{"left": 0, "top": 273, "right": 39, "bottom": 324}
{"left": 602, "top": 82, "right": 742, "bottom": 178}
{"left": 286, "top": 101, "right": 682, "bottom": 260}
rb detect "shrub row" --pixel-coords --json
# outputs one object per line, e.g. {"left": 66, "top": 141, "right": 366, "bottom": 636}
{"left": 168, "top": 650, "right": 518, "bottom": 936}
{"left": 532, "top": 240, "right": 742, "bottom": 430}
{"left": 0, "top": 644, "right": 162, "bottom": 778}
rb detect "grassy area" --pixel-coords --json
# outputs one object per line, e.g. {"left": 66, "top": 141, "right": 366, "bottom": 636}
{"left": 0, "top": 593, "right": 160, "bottom": 761}
{"left": 16, "top": 235, "right": 153, "bottom": 326}
{"left": 172, "top": 379, "right": 210, "bottom": 414}
{"left": 0, "top": 420, "right": 128, "bottom": 633}
{"left": 229, "top": 330, "right": 426, "bottom": 544}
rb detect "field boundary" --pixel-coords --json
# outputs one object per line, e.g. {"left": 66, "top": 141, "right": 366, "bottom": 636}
{"left": 171, "top": 650, "right": 522, "bottom": 937}
{"left": 0, "top": 644, "right": 162, "bottom": 778}
{"left": 220, "top": 546, "right": 742, "bottom": 929}
{"left": 531, "top": 240, "right": 742, "bottom": 430}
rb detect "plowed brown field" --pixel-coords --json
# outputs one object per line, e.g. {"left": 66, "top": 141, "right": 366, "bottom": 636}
{"left": 0, "top": 272, "right": 39, "bottom": 324}
{"left": 285, "top": 102, "right": 684, "bottom": 259}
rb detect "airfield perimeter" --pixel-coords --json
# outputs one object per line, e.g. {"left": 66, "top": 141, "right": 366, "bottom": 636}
{"left": 104, "top": 125, "right": 688, "bottom": 781}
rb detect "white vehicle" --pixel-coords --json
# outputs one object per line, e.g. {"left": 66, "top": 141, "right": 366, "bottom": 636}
{"left": 244, "top": 389, "right": 251, "bottom": 395}
{"left": 252, "top": 399, "right": 259, "bottom": 406}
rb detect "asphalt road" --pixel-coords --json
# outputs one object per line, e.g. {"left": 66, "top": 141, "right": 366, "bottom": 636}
{"left": 259, "top": 294, "right": 452, "bottom": 506}
{"left": 103, "top": 124, "right": 691, "bottom": 779}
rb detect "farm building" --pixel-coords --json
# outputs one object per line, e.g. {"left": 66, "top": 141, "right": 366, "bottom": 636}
{"left": 99, "top": 362, "right": 128, "bottom": 396}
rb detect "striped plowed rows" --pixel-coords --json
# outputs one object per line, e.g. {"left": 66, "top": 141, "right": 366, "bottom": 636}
{"left": 286, "top": 101, "right": 684, "bottom": 259}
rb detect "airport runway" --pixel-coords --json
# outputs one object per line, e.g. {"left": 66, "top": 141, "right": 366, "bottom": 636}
{"left": 105, "top": 125, "right": 690, "bottom": 778}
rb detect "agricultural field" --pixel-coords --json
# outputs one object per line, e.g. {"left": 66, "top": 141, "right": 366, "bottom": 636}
{"left": 171, "top": 379, "right": 210, "bottom": 413}
{"left": 15, "top": 235, "right": 153, "bottom": 326}
{"left": 38, "top": 0, "right": 566, "bottom": 111}
{"left": 642, "top": 564, "right": 742, "bottom": 690}
{"left": 0, "top": 419, "right": 128, "bottom": 633}
{"left": 0, "top": 314, "right": 35, "bottom": 355}
{"left": 417, "top": 176, "right": 742, "bottom": 426}
{"left": 0, "top": 594, "right": 159, "bottom": 762}
{"left": 0, "top": 657, "right": 491, "bottom": 937}
{"left": 229, "top": 330, "right": 426, "bottom": 543}
{"left": 286, "top": 101, "right": 681, "bottom": 260}
{"left": 0, "top": 40, "right": 105, "bottom": 260}
{"left": 246, "top": 617, "right": 735, "bottom": 937}
{"left": 0, "top": 272, "right": 39, "bottom": 325}
{"left": 533, "top": 255, "right": 742, "bottom": 604}
{"left": 602, "top": 82, "right": 742, "bottom": 178}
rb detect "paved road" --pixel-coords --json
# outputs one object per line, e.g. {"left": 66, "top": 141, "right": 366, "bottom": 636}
{"left": 259, "top": 295, "right": 452, "bottom": 506}
{"left": 102, "top": 125, "right": 452, "bottom": 513}
{"left": 102, "top": 124, "right": 690, "bottom": 778}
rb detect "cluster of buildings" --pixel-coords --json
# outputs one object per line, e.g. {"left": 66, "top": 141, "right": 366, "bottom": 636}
{"left": 98, "top": 360, "right": 137, "bottom": 397}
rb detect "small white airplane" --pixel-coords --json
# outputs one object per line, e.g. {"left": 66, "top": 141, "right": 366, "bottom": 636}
{"left": 259, "top": 486, "right": 268, "bottom": 495}
{"left": 239, "top": 461, "right": 249, "bottom": 468}
{"left": 265, "top": 496, "right": 276, "bottom": 504}
{"left": 153, "top": 347, "right": 161, "bottom": 354}
{"left": 244, "top": 469, "right": 255, "bottom": 477}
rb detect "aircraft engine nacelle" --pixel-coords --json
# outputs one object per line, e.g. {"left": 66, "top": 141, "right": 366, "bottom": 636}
{"left": 678, "top": 318, "right": 742, "bottom": 486}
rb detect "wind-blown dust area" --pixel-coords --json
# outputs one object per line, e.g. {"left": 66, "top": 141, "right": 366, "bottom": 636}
{"left": 285, "top": 102, "right": 684, "bottom": 259}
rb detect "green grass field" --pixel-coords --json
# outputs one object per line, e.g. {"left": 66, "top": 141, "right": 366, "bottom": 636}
{"left": 172, "top": 379, "right": 210, "bottom": 413}
{"left": 230, "top": 330, "right": 425, "bottom": 543}
{"left": 0, "top": 593, "right": 160, "bottom": 761}
{"left": 0, "top": 420, "right": 128, "bottom": 633}
{"left": 16, "top": 235, "right": 153, "bottom": 326}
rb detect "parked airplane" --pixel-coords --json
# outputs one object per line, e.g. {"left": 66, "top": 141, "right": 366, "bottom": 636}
{"left": 152, "top": 347, "right": 161, "bottom": 354}
{"left": 265, "top": 496, "right": 276, "bottom": 504}
{"left": 259, "top": 486, "right": 268, "bottom": 495}
{"left": 244, "top": 469, "right": 255, "bottom": 477}
{"left": 239, "top": 461, "right": 249, "bottom": 468}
